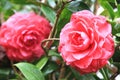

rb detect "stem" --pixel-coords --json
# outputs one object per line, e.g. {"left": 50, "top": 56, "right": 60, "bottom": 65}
{"left": 93, "top": 0, "right": 99, "bottom": 15}
{"left": 58, "top": 63, "right": 65, "bottom": 80}
{"left": 52, "top": 73, "right": 56, "bottom": 80}
{"left": 49, "top": 74, "right": 52, "bottom": 80}
{"left": 41, "top": 38, "right": 59, "bottom": 50}
{"left": 65, "top": 72, "right": 72, "bottom": 79}
{"left": 49, "top": 2, "right": 66, "bottom": 37}
{"left": 41, "top": 38, "right": 59, "bottom": 56}
{"left": 105, "top": 64, "right": 119, "bottom": 80}
{"left": 0, "top": 12, "right": 4, "bottom": 25}
{"left": 100, "top": 68, "right": 109, "bottom": 80}
{"left": 106, "top": 64, "right": 118, "bottom": 74}
{"left": 110, "top": 71, "right": 119, "bottom": 80}
{"left": 44, "top": 1, "right": 68, "bottom": 49}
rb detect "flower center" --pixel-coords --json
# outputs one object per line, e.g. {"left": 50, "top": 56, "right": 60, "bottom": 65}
{"left": 71, "top": 33, "right": 84, "bottom": 45}
{"left": 23, "top": 35, "right": 37, "bottom": 46}
{"left": 69, "top": 31, "right": 90, "bottom": 50}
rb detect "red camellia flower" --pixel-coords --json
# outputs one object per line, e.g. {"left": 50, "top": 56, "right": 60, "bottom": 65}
{"left": 0, "top": 13, "right": 51, "bottom": 62}
{"left": 58, "top": 10, "right": 114, "bottom": 74}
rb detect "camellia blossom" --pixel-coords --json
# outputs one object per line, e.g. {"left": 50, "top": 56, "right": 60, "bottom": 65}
{"left": 58, "top": 10, "right": 114, "bottom": 74}
{"left": 0, "top": 13, "right": 51, "bottom": 62}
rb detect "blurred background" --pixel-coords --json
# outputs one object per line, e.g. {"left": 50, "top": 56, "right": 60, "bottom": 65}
{"left": 0, "top": 0, "right": 120, "bottom": 80}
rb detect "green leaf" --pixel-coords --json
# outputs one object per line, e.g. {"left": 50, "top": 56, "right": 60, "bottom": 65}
{"left": 109, "top": 21, "right": 118, "bottom": 35}
{"left": 70, "top": 68, "right": 81, "bottom": 80}
{"left": 116, "top": 33, "right": 120, "bottom": 37}
{"left": 100, "top": 68, "right": 109, "bottom": 80}
{"left": 0, "top": 68, "right": 17, "bottom": 80}
{"left": 117, "top": 4, "right": 120, "bottom": 17}
{"left": 113, "top": 62, "right": 120, "bottom": 68}
{"left": 41, "top": 4, "right": 56, "bottom": 23}
{"left": 113, "top": 47, "right": 120, "bottom": 62}
{"left": 1, "top": 0, "right": 13, "bottom": 10}
{"left": 48, "top": 50, "right": 60, "bottom": 57}
{"left": 0, "top": 68, "right": 10, "bottom": 80}
{"left": 15, "top": 62, "right": 45, "bottom": 80}
{"left": 56, "top": 7, "right": 72, "bottom": 37}
{"left": 70, "top": 67, "right": 96, "bottom": 80}
{"left": 0, "top": 68, "right": 10, "bottom": 75}
{"left": 42, "top": 61, "right": 59, "bottom": 75}
{"left": 4, "top": 9, "right": 14, "bottom": 20}
{"left": 47, "top": 0, "right": 56, "bottom": 8}
{"left": 100, "top": 1, "right": 115, "bottom": 20}
{"left": 115, "top": 23, "right": 120, "bottom": 33}
{"left": 105, "top": 0, "right": 116, "bottom": 3}
{"left": 100, "top": 9, "right": 110, "bottom": 17}
{"left": 36, "top": 56, "right": 48, "bottom": 70}
{"left": 9, "top": 0, "right": 33, "bottom": 5}
{"left": 67, "top": 1, "right": 90, "bottom": 12}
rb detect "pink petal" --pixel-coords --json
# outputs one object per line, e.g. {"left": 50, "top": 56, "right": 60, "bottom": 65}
{"left": 74, "top": 56, "right": 93, "bottom": 69}
{"left": 72, "top": 50, "right": 89, "bottom": 60}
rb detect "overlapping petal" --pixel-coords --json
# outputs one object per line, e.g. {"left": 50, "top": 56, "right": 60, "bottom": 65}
{"left": 0, "top": 13, "right": 51, "bottom": 62}
{"left": 59, "top": 10, "right": 114, "bottom": 74}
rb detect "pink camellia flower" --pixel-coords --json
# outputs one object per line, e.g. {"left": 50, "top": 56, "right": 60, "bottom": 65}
{"left": 0, "top": 13, "right": 51, "bottom": 62}
{"left": 58, "top": 10, "right": 114, "bottom": 74}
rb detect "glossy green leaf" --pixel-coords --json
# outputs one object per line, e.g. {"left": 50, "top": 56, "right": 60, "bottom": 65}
{"left": 47, "top": 0, "right": 56, "bottom": 8}
{"left": 36, "top": 56, "right": 48, "bottom": 70}
{"left": 1, "top": 0, "right": 13, "bottom": 11}
{"left": 70, "top": 67, "right": 96, "bottom": 80}
{"left": 113, "top": 62, "right": 120, "bottom": 69}
{"left": 115, "top": 23, "right": 120, "bottom": 33}
{"left": 113, "top": 46, "right": 120, "bottom": 62}
{"left": 116, "top": 33, "right": 120, "bottom": 37}
{"left": 42, "top": 61, "right": 59, "bottom": 75}
{"left": 0, "top": 68, "right": 16, "bottom": 80}
{"left": 100, "top": 9, "right": 110, "bottom": 16}
{"left": 15, "top": 62, "right": 45, "bottom": 80}
{"left": 109, "top": 21, "right": 118, "bottom": 35}
{"left": 4, "top": 9, "right": 14, "bottom": 20}
{"left": 117, "top": 4, "right": 120, "bottom": 17}
{"left": 56, "top": 7, "right": 72, "bottom": 37}
{"left": 67, "top": 1, "right": 90, "bottom": 12}
{"left": 100, "top": 1, "right": 115, "bottom": 20}
{"left": 9, "top": 0, "right": 33, "bottom": 5}
{"left": 48, "top": 50, "right": 60, "bottom": 57}
{"left": 41, "top": 4, "right": 56, "bottom": 23}
{"left": 0, "top": 68, "right": 10, "bottom": 80}
{"left": 105, "top": 0, "right": 116, "bottom": 3}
